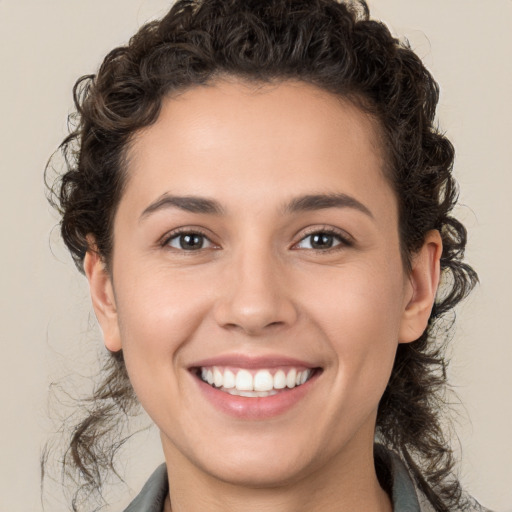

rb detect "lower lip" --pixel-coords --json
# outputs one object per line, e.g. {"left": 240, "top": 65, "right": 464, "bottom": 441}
{"left": 193, "top": 371, "right": 320, "bottom": 420}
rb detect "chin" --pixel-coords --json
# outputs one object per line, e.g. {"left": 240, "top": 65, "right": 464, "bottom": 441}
{"left": 170, "top": 431, "right": 315, "bottom": 488}
{"left": 202, "top": 454, "right": 312, "bottom": 489}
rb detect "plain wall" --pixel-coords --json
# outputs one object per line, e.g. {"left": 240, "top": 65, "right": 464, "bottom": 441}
{"left": 0, "top": 0, "right": 510, "bottom": 510}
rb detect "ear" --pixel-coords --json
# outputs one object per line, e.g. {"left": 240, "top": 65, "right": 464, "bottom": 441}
{"left": 398, "top": 230, "right": 443, "bottom": 344}
{"left": 83, "top": 239, "right": 122, "bottom": 352}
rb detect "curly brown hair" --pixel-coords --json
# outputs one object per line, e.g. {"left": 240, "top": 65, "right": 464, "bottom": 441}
{"left": 45, "top": 0, "right": 478, "bottom": 510}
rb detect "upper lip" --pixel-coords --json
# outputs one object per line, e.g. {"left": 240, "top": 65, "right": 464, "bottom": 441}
{"left": 189, "top": 354, "right": 319, "bottom": 370}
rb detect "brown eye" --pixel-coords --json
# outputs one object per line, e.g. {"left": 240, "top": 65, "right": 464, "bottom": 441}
{"left": 295, "top": 230, "right": 348, "bottom": 250}
{"left": 167, "top": 232, "right": 213, "bottom": 251}
{"left": 310, "top": 233, "right": 336, "bottom": 249}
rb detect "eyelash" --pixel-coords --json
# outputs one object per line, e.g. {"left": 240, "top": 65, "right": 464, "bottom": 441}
{"left": 161, "top": 227, "right": 353, "bottom": 253}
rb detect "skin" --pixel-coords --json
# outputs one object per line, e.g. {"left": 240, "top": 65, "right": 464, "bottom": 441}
{"left": 85, "top": 80, "right": 442, "bottom": 512}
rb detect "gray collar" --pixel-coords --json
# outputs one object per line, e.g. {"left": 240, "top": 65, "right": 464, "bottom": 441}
{"left": 374, "top": 444, "right": 425, "bottom": 512}
{"left": 123, "top": 463, "right": 168, "bottom": 512}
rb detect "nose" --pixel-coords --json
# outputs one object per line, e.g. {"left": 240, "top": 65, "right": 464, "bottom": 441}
{"left": 213, "top": 248, "right": 298, "bottom": 336}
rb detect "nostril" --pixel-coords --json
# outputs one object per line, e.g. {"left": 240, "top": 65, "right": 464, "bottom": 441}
{"left": 222, "top": 320, "right": 286, "bottom": 336}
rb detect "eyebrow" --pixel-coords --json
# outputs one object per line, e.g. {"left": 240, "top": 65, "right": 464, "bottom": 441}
{"left": 140, "top": 192, "right": 373, "bottom": 220}
{"left": 140, "top": 194, "right": 224, "bottom": 220}
{"left": 284, "top": 193, "right": 373, "bottom": 218}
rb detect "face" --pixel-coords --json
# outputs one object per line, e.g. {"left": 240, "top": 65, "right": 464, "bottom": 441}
{"left": 86, "top": 80, "right": 440, "bottom": 489}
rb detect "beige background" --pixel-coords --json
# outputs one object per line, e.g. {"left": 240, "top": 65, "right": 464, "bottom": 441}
{"left": 0, "top": 0, "right": 511, "bottom": 510}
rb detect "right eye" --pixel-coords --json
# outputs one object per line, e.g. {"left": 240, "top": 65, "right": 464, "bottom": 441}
{"left": 165, "top": 232, "right": 215, "bottom": 251}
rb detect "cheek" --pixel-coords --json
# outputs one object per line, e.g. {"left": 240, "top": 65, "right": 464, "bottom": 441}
{"left": 113, "top": 267, "right": 213, "bottom": 388}
{"left": 303, "top": 260, "right": 405, "bottom": 338}
{"left": 301, "top": 263, "right": 405, "bottom": 398}
{"left": 117, "top": 263, "right": 211, "bottom": 333}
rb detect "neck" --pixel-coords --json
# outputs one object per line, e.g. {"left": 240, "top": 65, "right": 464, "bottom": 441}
{"left": 161, "top": 438, "right": 392, "bottom": 512}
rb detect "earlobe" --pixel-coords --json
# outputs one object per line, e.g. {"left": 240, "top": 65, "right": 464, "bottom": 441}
{"left": 83, "top": 241, "right": 122, "bottom": 352}
{"left": 398, "top": 230, "right": 443, "bottom": 344}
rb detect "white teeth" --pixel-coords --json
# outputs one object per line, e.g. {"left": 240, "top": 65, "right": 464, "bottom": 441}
{"left": 273, "top": 370, "right": 286, "bottom": 389}
{"left": 223, "top": 369, "right": 235, "bottom": 389}
{"left": 253, "top": 370, "right": 274, "bottom": 391}
{"left": 214, "top": 368, "right": 223, "bottom": 388}
{"left": 235, "top": 369, "right": 253, "bottom": 391}
{"left": 286, "top": 368, "right": 297, "bottom": 388}
{"left": 227, "top": 389, "right": 279, "bottom": 397}
{"left": 199, "top": 366, "right": 313, "bottom": 393}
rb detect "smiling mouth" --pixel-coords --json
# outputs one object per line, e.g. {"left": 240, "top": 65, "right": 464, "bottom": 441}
{"left": 193, "top": 366, "right": 320, "bottom": 397}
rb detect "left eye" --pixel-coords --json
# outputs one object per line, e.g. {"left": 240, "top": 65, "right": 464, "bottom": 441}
{"left": 295, "top": 231, "right": 345, "bottom": 250}
{"left": 166, "top": 232, "right": 214, "bottom": 251}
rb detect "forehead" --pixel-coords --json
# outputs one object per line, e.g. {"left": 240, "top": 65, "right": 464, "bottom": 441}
{"left": 123, "top": 80, "right": 395, "bottom": 221}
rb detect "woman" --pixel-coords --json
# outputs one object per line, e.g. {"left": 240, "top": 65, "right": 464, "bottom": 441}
{"left": 45, "top": 0, "right": 488, "bottom": 510}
